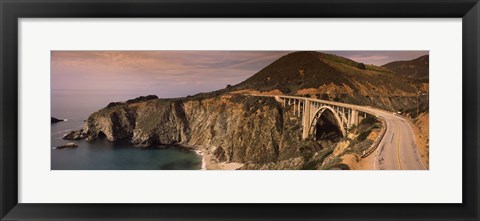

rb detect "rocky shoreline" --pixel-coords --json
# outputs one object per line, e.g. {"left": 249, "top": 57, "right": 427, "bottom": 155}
{"left": 61, "top": 93, "right": 388, "bottom": 170}
{"left": 55, "top": 51, "right": 429, "bottom": 170}
{"left": 55, "top": 142, "right": 78, "bottom": 149}
{"left": 61, "top": 94, "right": 312, "bottom": 169}
{"left": 185, "top": 144, "right": 244, "bottom": 170}
{"left": 51, "top": 117, "right": 65, "bottom": 124}
{"left": 61, "top": 130, "right": 245, "bottom": 170}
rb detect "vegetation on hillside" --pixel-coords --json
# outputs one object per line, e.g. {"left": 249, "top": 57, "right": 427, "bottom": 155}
{"left": 78, "top": 51, "right": 429, "bottom": 170}
{"left": 382, "top": 54, "right": 429, "bottom": 81}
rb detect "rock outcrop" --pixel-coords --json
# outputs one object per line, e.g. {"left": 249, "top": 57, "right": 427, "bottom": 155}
{"left": 62, "top": 51, "right": 428, "bottom": 169}
{"left": 56, "top": 142, "right": 78, "bottom": 149}
{"left": 63, "top": 130, "right": 87, "bottom": 140}
{"left": 71, "top": 95, "right": 323, "bottom": 166}
{"left": 51, "top": 117, "right": 64, "bottom": 123}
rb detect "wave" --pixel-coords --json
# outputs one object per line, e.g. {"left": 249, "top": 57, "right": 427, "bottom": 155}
{"left": 194, "top": 150, "right": 207, "bottom": 170}
{"left": 51, "top": 129, "right": 72, "bottom": 135}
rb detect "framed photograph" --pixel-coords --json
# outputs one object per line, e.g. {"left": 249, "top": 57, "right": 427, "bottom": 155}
{"left": 1, "top": 0, "right": 479, "bottom": 220}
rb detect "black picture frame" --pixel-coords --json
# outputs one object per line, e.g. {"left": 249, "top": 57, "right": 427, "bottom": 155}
{"left": 1, "top": 0, "right": 479, "bottom": 220}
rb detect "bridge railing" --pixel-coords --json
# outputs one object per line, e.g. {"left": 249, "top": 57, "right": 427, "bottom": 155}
{"left": 273, "top": 95, "right": 391, "bottom": 119}
{"left": 247, "top": 93, "right": 390, "bottom": 160}
{"left": 361, "top": 117, "right": 387, "bottom": 158}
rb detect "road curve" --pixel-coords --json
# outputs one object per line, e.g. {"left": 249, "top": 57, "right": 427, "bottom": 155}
{"left": 253, "top": 95, "right": 426, "bottom": 170}
{"left": 356, "top": 107, "right": 426, "bottom": 170}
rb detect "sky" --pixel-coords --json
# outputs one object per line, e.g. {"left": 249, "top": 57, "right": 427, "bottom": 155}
{"left": 323, "top": 51, "right": 428, "bottom": 66}
{"left": 51, "top": 50, "right": 428, "bottom": 98}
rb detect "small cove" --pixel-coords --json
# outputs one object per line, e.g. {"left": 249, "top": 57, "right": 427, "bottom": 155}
{"left": 51, "top": 89, "right": 202, "bottom": 170}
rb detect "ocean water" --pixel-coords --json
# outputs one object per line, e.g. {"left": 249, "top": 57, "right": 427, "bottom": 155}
{"left": 51, "top": 89, "right": 202, "bottom": 170}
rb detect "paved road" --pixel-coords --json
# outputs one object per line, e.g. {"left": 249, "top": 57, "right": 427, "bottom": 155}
{"left": 254, "top": 95, "right": 426, "bottom": 170}
{"left": 357, "top": 108, "right": 426, "bottom": 170}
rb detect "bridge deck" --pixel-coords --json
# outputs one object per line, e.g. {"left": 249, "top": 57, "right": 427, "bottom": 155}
{"left": 249, "top": 94, "right": 426, "bottom": 170}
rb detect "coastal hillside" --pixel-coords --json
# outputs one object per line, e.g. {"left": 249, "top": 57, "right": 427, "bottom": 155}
{"left": 64, "top": 51, "right": 429, "bottom": 170}
{"left": 229, "top": 51, "right": 427, "bottom": 113}
{"left": 66, "top": 94, "right": 382, "bottom": 170}
{"left": 67, "top": 95, "right": 319, "bottom": 169}
{"left": 382, "top": 54, "right": 429, "bottom": 81}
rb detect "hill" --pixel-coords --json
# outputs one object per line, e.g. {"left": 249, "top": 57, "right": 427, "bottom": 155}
{"left": 229, "top": 51, "right": 426, "bottom": 113}
{"left": 382, "top": 54, "right": 429, "bottom": 81}
{"left": 69, "top": 51, "right": 430, "bottom": 170}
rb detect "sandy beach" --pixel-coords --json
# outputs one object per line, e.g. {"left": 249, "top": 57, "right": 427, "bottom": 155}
{"left": 192, "top": 145, "right": 244, "bottom": 170}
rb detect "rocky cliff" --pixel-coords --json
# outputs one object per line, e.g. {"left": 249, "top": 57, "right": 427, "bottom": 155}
{"left": 67, "top": 93, "right": 381, "bottom": 169}
{"left": 71, "top": 95, "right": 327, "bottom": 167}
{"left": 65, "top": 51, "right": 428, "bottom": 169}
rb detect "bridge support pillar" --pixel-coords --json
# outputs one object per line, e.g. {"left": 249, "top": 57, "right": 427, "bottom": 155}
{"left": 358, "top": 112, "right": 365, "bottom": 124}
{"left": 298, "top": 101, "right": 301, "bottom": 117}
{"left": 293, "top": 100, "right": 296, "bottom": 115}
{"left": 302, "top": 100, "right": 312, "bottom": 139}
{"left": 349, "top": 109, "right": 359, "bottom": 127}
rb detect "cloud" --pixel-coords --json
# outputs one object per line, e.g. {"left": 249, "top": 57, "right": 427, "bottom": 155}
{"left": 51, "top": 51, "right": 289, "bottom": 97}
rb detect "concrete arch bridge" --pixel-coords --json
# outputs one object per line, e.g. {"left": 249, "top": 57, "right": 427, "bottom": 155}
{"left": 250, "top": 94, "right": 426, "bottom": 170}
{"left": 273, "top": 95, "right": 370, "bottom": 140}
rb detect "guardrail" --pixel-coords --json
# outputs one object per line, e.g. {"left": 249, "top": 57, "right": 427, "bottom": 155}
{"left": 361, "top": 117, "right": 387, "bottom": 158}
{"left": 246, "top": 93, "right": 389, "bottom": 159}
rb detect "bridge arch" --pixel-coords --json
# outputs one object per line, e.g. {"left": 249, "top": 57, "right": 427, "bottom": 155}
{"left": 308, "top": 106, "right": 346, "bottom": 140}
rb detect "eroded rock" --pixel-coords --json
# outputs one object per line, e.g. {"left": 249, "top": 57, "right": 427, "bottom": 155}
{"left": 63, "top": 131, "right": 87, "bottom": 140}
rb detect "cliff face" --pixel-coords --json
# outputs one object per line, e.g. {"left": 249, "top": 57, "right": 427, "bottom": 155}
{"left": 80, "top": 95, "right": 321, "bottom": 165}
{"left": 69, "top": 51, "right": 428, "bottom": 169}
{"left": 78, "top": 94, "right": 375, "bottom": 169}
